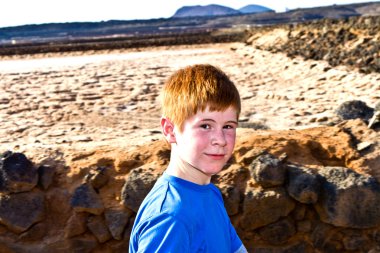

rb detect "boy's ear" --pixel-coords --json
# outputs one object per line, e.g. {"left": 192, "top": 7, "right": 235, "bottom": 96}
{"left": 161, "top": 117, "right": 176, "bottom": 143}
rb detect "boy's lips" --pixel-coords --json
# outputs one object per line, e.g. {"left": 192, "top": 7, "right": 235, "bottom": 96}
{"left": 206, "top": 153, "right": 226, "bottom": 160}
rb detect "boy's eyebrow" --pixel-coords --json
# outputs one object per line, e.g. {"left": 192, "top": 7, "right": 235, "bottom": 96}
{"left": 200, "top": 118, "right": 239, "bottom": 125}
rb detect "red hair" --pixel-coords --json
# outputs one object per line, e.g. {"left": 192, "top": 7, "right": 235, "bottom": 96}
{"left": 161, "top": 64, "right": 241, "bottom": 131}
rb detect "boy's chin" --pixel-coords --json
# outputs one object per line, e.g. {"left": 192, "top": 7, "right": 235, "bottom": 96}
{"left": 203, "top": 166, "right": 225, "bottom": 176}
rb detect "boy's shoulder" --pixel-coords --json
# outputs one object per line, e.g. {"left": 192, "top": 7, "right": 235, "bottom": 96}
{"left": 138, "top": 173, "right": 222, "bottom": 223}
{"left": 137, "top": 174, "right": 194, "bottom": 220}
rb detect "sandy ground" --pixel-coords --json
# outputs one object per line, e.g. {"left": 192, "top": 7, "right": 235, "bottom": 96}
{"left": 0, "top": 42, "right": 379, "bottom": 160}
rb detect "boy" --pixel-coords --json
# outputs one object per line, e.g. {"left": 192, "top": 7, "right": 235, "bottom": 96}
{"left": 129, "top": 64, "right": 247, "bottom": 252}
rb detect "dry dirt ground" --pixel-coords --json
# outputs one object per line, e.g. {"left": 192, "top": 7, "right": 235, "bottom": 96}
{"left": 0, "top": 42, "right": 379, "bottom": 163}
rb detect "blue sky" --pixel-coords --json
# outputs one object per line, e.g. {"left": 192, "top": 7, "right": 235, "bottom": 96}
{"left": 1, "top": 0, "right": 378, "bottom": 28}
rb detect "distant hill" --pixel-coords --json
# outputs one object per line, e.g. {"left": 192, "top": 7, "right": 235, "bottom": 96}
{"left": 239, "top": 4, "right": 274, "bottom": 14}
{"left": 173, "top": 4, "right": 240, "bottom": 18}
{"left": 0, "top": 1, "right": 379, "bottom": 56}
{"left": 354, "top": 2, "right": 380, "bottom": 16}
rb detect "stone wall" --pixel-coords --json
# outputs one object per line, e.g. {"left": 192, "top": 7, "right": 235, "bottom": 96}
{"left": 0, "top": 119, "right": 379, "bottom": 252}
{"left": 246, "top": 15, "right": 380, "bottom": 74}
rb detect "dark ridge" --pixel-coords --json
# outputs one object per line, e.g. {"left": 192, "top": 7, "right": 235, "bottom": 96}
{"left": 0, "top": 1, "right": 379, "bottom": 56}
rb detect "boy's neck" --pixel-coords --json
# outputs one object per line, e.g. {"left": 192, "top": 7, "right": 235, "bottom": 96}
{"left": 165, "top": 155, "right": 212, "bottom": 185}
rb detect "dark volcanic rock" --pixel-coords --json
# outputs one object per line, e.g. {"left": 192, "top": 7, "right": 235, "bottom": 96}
{"left": 104, "top": 208, "right": 133, "bottom": 240}
{"left": 249, "top": 152, "right": 287, "bottom": 187}
{"left": 0, "top": 152, "right": 38, "bottom": 193}
{"left": 70, "top": 183, "right": 104, "bottom": 215}
{"left": 0, "top": 118, "right": 379, "bottom": 251}
{"left": 335, "top": 100, "right": 374, "bottom": 121}
{"left": 247, "top": 15, "right": 380, "bottom": 74}
{"left": 0, "top": 191, "right": 45, "bottom": 233}
{"left": 18, "top": 222, "right": 48, "bottom": 242}
{"left": 314, "top": 166, "right": 380, "bottom": 228}
{"left": 38, "top": 165, "right": 55, "bottom": 190}
{"left": 42, "top": 237, "right": 98, "bottom": 253}
{"left": 64, "top": 212, "right": 88, "bottom": 238}
{"left": 87, "top": 215, "right": 112, "bottom": 243}
{"left": 219, "top": 184, "right": 242, "bottom": 215}
{"left": 121, "top": 163, "right": 161, "bottom": 213}
{"left": 241, "top": 186, "right": 296, "bottom": 230}
{"left": 84, "top": 166, "right": 109, "bottom": 190}
{"left": 258, "top": 218, "right": 296, "bottom": 245}
{"left": 286, "top": 165, "right": 321, "bottom": 204}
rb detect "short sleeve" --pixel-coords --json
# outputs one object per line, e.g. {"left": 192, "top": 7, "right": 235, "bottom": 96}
{"left": 229, "top": 221, "right": 247, "bottom": 253}
{"left": 131, "top": 213, "right": 191, "bottom": 253}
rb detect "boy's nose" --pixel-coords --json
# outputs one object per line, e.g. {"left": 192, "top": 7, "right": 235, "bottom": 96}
{"left": 211, "top": 130, "right": 227, "bottom": 146}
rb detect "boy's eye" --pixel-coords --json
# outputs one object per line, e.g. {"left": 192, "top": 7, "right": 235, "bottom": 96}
{"left": 200, "top": 124, "right": 210, "bottom": 129}
{"left": 224, "top": 124, "right": 236, "bottom": 129}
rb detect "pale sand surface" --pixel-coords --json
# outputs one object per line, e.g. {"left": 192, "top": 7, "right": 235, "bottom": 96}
{"left": 0, "top": 42, "right": 379, "bottom": 159}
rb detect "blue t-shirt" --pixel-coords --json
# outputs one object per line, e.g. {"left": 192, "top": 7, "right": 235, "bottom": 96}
{"left": 129, "top": 173, "right": 247, "bottom": 253}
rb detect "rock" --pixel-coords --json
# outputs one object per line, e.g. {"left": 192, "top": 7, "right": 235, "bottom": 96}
{"left": 213, "top": 164, "right": 248, "bottom": 216}
{"left": 314, "top": 166, "right": 380, "bottom": 228}
{"left": 0, "top": 152, "right": 38, "bottom": 193}
{"left": 240, "top": 186, "right": 296, "bottom": 230}
{"left": 258, "top": 218, "right": 296, "bottom": 245}
{"left": 340, "top": 119, "right": 380, "bottom": 179}
{"left": 70, "top": 183, "right": 104, "bottom": 215}
{"left": 42, "top": 237, "right": 98, "bottom": 253}
{"left": 219, "top": 184, "right": 241, "bottom": 216}
{"left": 335, "top": 100, "right": 374, "bottom": 122}
{"left": 375, "top": 102, "right": 380, "bottom": 111}
{"left": 249, "top": 152, "right": 286, "bottom": 187}
{"left": 121, "top": 163, "right": 161, "bottom": 212}
{"left": 87, "top": 215, "right": 112, "bottom": 243}
{"left": 110, "top": 239, "right": 130, "bottom": 253}
{"left": 296, "top": 220, "right": 312, "bottom": 233}
{"left": 286, "top": 164, "right": 321, "bottom": 204}
{"left": 291, "top": 204, "right": 306, "bottom": 220}
{"left": 45, "top": 188, "right": 72, "bottom": 228}
{"left": 368, "top": 111, "right": 380, "bottom": 129}
{"left": 368, "top": 248, "right": 380, "bottom": 253}
{"left": 64, "top": 212, "right": 88, "bottom": 238}
{"left": 246, "top": 16, "right": 380, "bottom": 74}
{"left": 38, "top": 165, "right": 55, "bottom": 190}
{"left": 357, "top": 141, "right": 373, "bottom": 151}
{"left": 252, "top": 242, "right": 313, "bottom": 253}
{"left": 84, "top": 166, "right": 109, "bottom": 190}
{"left": 104, "top": 208, "right": 133, "bottom": 240}
{"left": 18, "top": 222, "right": 47, "bottom": 241}
{"left": 0, "top": 241, "right": 45, "bottom": 253}
{"left": 0, "top": 191, "right": 45, "bottom": 233}
{"left": 311, "top": 222, "right": 342, "bottom": 252}
{"left": 342, "top": 231, "right": 370, "bottom": 251}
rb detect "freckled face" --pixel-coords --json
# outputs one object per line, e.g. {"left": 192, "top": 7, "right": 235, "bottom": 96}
{"left": 173, "top": 106, "right": 238, "bottom": 177}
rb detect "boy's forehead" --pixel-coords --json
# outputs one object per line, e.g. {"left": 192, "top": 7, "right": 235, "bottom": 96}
{"left": 200, "top": 104, "right": 237, "bottom": 112}
{"left": 191, "top": 106, "right": 238, "bottom": 120}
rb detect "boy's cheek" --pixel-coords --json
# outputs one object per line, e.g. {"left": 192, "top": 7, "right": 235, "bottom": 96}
{"left": 226, "top": 132, "right": 237, "bottom": 141}
{"left": 191, "top": 131, "right": 210, "bottom": 140}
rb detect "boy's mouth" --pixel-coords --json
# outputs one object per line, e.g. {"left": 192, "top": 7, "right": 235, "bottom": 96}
{"left": 206, "top": 153, "right": 225, "bottom": 160}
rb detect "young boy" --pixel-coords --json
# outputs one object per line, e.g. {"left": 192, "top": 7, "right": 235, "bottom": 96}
{"left": 129, "top": 64, "right": 247, "bottom": 253}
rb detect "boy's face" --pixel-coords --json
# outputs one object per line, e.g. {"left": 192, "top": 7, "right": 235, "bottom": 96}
{"left": 168, "top": 105, "right": 238, "bottom": 180}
